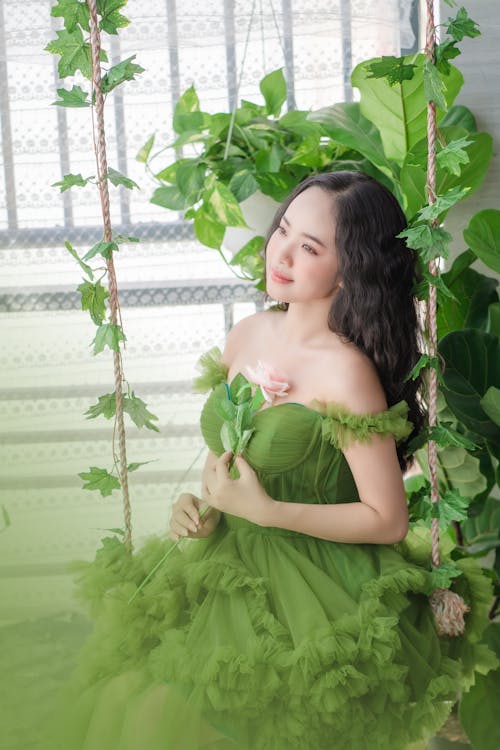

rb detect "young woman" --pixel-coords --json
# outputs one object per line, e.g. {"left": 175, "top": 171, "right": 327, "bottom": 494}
{"left": 51, "top": 172, "right": 492, "bottom": 750}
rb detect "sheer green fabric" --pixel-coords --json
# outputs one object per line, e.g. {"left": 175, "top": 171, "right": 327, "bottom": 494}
{"left": 45, "top": 350, "right": 497, "bottom": 750}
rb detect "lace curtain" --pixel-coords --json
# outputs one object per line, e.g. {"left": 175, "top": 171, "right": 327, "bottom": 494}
{"left": 0, "top": 0, "right": 417, "bottom": 623}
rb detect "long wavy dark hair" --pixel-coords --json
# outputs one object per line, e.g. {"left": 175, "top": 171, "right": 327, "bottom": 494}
{"left": 265, "top": 171, "right": 424, "bottom": 471}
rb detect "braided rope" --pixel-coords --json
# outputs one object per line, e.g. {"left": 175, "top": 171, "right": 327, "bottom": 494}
{"left": 87, "top": 0, "right": 132, "bottom": 550}
{"left": 425, "top": 0, "right": 469, "bottom": 635}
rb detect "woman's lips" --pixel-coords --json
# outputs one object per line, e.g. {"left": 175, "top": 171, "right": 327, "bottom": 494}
{"left": 269, "top": 268, "right": 293, "bottom": 284}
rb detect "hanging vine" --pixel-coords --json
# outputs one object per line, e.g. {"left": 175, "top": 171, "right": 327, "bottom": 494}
{"left": 46, "top": 0, "right": 158, "bottom": 550}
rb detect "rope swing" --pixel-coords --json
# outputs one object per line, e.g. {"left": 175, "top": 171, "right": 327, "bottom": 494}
{"left": 424, "top": 0, "right": 469, "bottom": 636}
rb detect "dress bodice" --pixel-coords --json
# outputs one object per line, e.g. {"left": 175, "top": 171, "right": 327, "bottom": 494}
{"left": 197, "top": 348, "right": 413, "bottom": 507}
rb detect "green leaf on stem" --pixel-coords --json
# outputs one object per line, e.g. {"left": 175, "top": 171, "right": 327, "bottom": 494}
{"left": 220, "top": 421, "right": 239, "bottom": 453}
{"left": 124, "top": 392, "right": 160, "bottom": 432}
{"left": 435, "top": 40, "right": 461, "bottom": 75}
{"left": 173, "top": 85, "right": 203, "bottom": 134}
{"left": 193, "top": 206, "right": 225, "bottom": 249}
{"left": 429, "top": 423, "right": 479, "bottom": 451}
{"left": 83, "top": 240, "right": 118, "bottom": 260}
{"left": 259, "top": 68, "right": 287, "bottom": 116}
{"left": 52, "top": 173, "right": 92, "bottom": 192}
{"left": 430, "top": 561, "right": 464, "bottom": 589}
{"left": 151, "top": 185, "right": 188, "bottom": 211}
{"left": 78, "top": 279, "right": 109, "bottom": 325}
{"left": 399, "top": 223, "right": 452, "bottom": 262}
{"left": 97, "top": 0, "right": 130, "bottom": 35}
{"left": 50, "top": 0, "right": 90, "bottom": 33}
{"left": 101, "top": 55, "right": 144, "bottom": 94}
{"left": 79, "top": 466, "right": 121, "bottom": 497}
{"left": 85, "top": 392, "right": 116, "bottom": 420}
{"left": 64, "top": 240, "right": 94, "bottom": 280}
{"left": 214, "top": 398, "right": 237, "bottom": 422}
{"left": 46, "top": 26, "right": 107, "bottom": 79}
{"left": 436, "top": 135, "right": 472, "bottom": 175}
{"left": 91, "top": 323, "right": 126, "bottom": 354}
{"left": 204, "top": 181, "right": 248, "bottom": 228}
{"left": 176, "top": 159, "right": 206, "bottom": 200}
{"left": 53, "top": 85, "right": 89, "bottom": 108}
{"left": 136, "top": 133, "right": 155, "bottom": 163}
{"left": 365, "top": 56, "right": 417, "bottom": 85}
{"left": 127, "top": 461, "right": 154, "bottom": 473}
{"left": 230, "top": 236, "right": 265, "bottom": 279}
{"left": 106, "top": 166, "right": 139, "bottom": 190}
{"left": 417, "top": 187, "right": 470, "bottom": 222}
{"left": 229, "top": 170, "right": 259, "bottom": 202}
{"left": 114, "top": 234, "right": 140, "bottom": 244}
{"left": 445, "top": 7, "right": 481, "bottom": 42}
{"left": 406, "top": 354, "right": 442, "bottom": 381}
{"left": 423, "top": 58, "right": 447, "bottom": 110}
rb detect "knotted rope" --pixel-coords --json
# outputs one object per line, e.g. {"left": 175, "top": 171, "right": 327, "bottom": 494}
{"left": 87, "top": 0, "right": 132, "bottom": 550}
{"left": 425, "top": 0, "right": 469, "bottom": 635}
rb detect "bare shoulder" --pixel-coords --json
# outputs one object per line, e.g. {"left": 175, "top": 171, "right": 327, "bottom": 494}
{"left": 222, "top": 310, "right": 279, "bottom": 366}
{"left": 317, "top": 338, "right": 388, "bottom": 414}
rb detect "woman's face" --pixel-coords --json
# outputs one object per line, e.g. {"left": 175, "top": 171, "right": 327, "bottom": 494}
{"left": 265, "top": 186, "right": 340, "bottom": 304}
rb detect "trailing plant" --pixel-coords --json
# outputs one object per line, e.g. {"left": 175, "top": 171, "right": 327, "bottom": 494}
{"left": 46, "top": 0, "right": 158, "bottom": 548}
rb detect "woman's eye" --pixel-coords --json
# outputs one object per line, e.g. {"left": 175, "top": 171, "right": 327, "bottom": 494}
{"left": 277, "top": 225, "right": 286, "bottom": 236}
{"left": 303, "top": 244, "right": 318, "bottom": 255}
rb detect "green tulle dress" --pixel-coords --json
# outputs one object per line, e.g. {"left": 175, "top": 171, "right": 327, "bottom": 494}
{"left": 48, "top": 350, "right": 496, "bottom": 750}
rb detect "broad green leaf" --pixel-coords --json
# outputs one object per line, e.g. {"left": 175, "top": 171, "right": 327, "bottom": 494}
{"left": 351, "top": 54, "right": 463, "bottom": 165}
{"left": 254, "top": 143, "right": 285, "bottom": 173}
{"left": 256, "top": 172, "right": 298, "bottom": 201}
{"left": 78, "top": 279, "right": 109, "bottom": 325}
{"left": 53, "top": 85, "right": 89, "bottom": 108}
{"left": 488, "top": 302, "right": 500, "bottom": 337}
{"left": 176, "top": 159, "right": 206, "bottom": 200}
{"left": 173, "top": 85, "right": 201, "bottom": 134}
{"left": 64, "top": 240, "right": 93, "bottom": 280}
{"left": 83, "top": 240, "right": 118, "bottom": 260}
{"left": 220, "top": 421, "right": 238, "bottom": 453}
{"left": 234, "top": 383, "right": 252, "bottom": 405}
{"left": 91, "top": 323, "right": 126, "bottom": 354}
{"left": 310, "top": 102, "right": 397, "bottom": 182}
{"left": 51, "top": 0, "right": 90, "bottom": 33}
{"left": 445, "top": 7, "right": 481, "bottom": 42}
{"left": 259, "top": 68, "right": 287, "bottom": 116}
{"left": 229, "top": 170, "right": 258, "bottom": 202}
{"left": 193, "top": 206, "right": 225, "bottom": 249}
{"left": 136, "top": 133, "right": 155, "bottom": 163}
{"left": 214, "top": 397, "right": 237, "bottom": 422}
{"left": 101, "top": 55, "right": 144, "bottom": 94}
{"left": 236, "top": 403, "right": 253, "bottom": 433}
{"left": 438, "top": 262, "right": 498, "bottom": 338}
{"left": 52, "top": 173, "right": 91, "bottom": 192}
{"left": 106, "top": 166, "right": 139, "bottom": 190}
{"left": 440, "top": 104, "right": 477, "bottom": 131}
{"left": 96, "top": 0, "right": 130, "bottom": 35}
{"left": 230, "top": 235, "right": 265, "bottom": 279}
{"left": 423, "top": 58, "right": 447, "bottom": 109}
{"left": 439, "top": 329, "right": 500, "bottom": 444}
{"left": 151, "top": 185, "right": 188, "bottom": 210}
{"left": 284, "top": 135, "right": 325, "bottom": 168}
{"left": 205, "top": 181, "right": 248, "bottom": 228}
{"left": 365, "top": 56, "right": 417, "bottom": 85}
{"left": 280, "top": 110, "right": 324, "bottom": 138}
{"left": 85, "top": 392, "right": 116, "bottom": 420}
{"left": 463, "top": 209, "right": 500, "bottom": 273}
{"left": 481, "top": 387, "right": 500, "bottom": 427}
{"left": 45, "top": 26, "right": 106, "bottom": 80}
{"left": 462, "top": 497, "right": 500, "bottom": 548}
{"left": 123, "top": 392, "right": 160, "bottom": 432}
{"left": 79, "top": 466, "right": 121, "bottom": 497}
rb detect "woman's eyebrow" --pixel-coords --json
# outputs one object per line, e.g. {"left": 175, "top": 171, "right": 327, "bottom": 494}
{"left": 282, "top": 214, "right": 327, "bottom": 248}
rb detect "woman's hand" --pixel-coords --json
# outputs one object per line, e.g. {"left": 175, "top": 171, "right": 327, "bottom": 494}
{"left": 204, "top": 451, "right": 275, "bottom": 527}
{"left": 168, "top": 492, "right": 221, "bottom": 541}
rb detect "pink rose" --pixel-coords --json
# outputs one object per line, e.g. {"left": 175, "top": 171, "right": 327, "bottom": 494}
{"left": 245, "top": 361, "right": 290, "bottom": 403}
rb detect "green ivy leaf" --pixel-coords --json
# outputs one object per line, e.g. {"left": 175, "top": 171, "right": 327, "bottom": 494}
{"left": 64, "top": 240, "right": 94, "bottom": 280}
{"left": 52, "top": 173, "right": 92, "bottom": 192}
{"left": 106, "top": 166, "right": 139, "bottom": 190}
{"left": 127, "top": 460, "right": 154, "bottom": 473}
{"left": 259, "top": 68, "right": 287, "bottom": 116}
{"left": 193, "top": 206, "right": 225, "bottom": 249}
{"left": 436, "top": 135, "right": 472, "bottom": 176}
{"left": 83, "top": 240, "right": 118, "bottom": 260}
{"left": 398, "top": 223, "right": 452, "bottom": 262}
{"left": 406, "top": 354, "right": 442, "bottom": 381}
{"left": 173, "top": 85, "right": 202, "bottom": 134}
{"left": 430, "top": 561, "right": 464, "bottom": 589}
{"left": 435, "top": 40, "right": 461, "bottom": 75}
{"left": 50, "top": 0, "right": 90, "bottom": 33}
{"left": 429, "top": 423, "right": 479, "bottom": 451}
{"left": 79, "top": 466, "right": 121, "bottom": 497}
{"left": 423, "top": 58, "right": 447, "bottom": 110}
{"left": 151, "top": 185, "right": 188, "bottom": 211}
{"left": 78, "top": 279, "right": 109, "bottom": 325}
{"left": 445, "top": 7, "right": 481, "bottom": 42}
{"left": 85, "top": 392, "right": 116, "bottom": 420}
{"left": 365, "top": 56, "right": 417, "bottom": 85}
{"left": 101, "top": 55, "right": 144, "bottom": 94}
{"left": 230, "top": 235, "right": 265, "bottom": 279}
{"left": 136, "top": 133, "right": 155, "bottom": 164}
{"left": 91, "top": 323, "right": 126, "bottom": 354}
{"left": 176, "top": 159, "right": 206, "bottom": 200}
{"left": 53, "top": 85, "right": 89, "bottom": 108}
{"left": 417, "top": 186, "right": 470, "bottom": 222}
{"left": 123, "top": 392, "right": 160, "bottom": 432}
{"left": 96, "top": 0, "right": 130, "bottom": 35}
{"left": 45, "top": 26, "right": 107, "bottom": 80}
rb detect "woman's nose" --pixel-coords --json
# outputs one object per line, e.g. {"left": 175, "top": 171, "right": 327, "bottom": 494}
{"left": 277, "top": 240, "right": 293, "bottom": 265}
